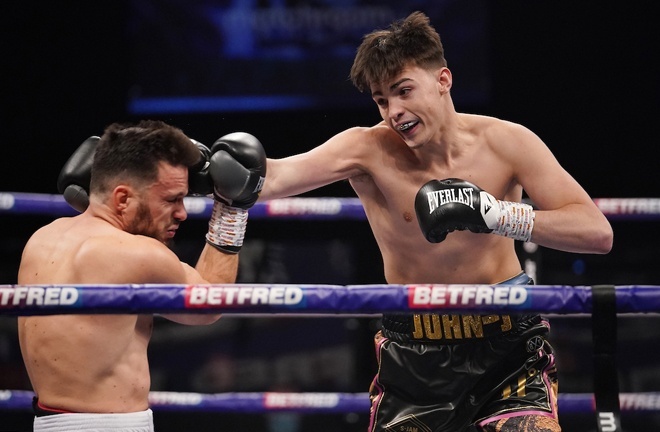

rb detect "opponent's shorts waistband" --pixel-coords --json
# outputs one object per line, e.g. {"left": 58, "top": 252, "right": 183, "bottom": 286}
{"left": 33, "top": 398, "right": 74, "bottom": 417}
{"left": 33, "top": 409, "right": 154, "bottom": 432}
{"left": 382, "top": 272, "right": 539, "bottom": 344}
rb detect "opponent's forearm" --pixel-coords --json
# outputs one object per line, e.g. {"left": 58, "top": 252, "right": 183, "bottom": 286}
{"left": 195, "top": 243, "right": 239, "bottom": 283}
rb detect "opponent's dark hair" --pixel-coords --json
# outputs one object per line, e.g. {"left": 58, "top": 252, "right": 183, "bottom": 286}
{"left": 350, "top": 11, "right": 447, "bottom": 92}
{"left": 90, "top": 120, "right": 199, "bottom": 195}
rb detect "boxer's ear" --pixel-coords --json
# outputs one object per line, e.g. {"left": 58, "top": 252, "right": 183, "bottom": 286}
{"left": 436, "top": 67, "right": 452, "bottom": 94}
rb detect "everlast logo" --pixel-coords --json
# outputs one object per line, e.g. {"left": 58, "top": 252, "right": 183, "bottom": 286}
{"left": 412, "top": 314, "right": 512, "bottom": 341}
{"left": 427, "top": 187, "right": 475, "bottom": 213}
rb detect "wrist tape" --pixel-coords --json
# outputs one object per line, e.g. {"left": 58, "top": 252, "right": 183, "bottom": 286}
{"left": 205, "top": 200, "right": 248, "bottom": 254}
{"left": 492, "top": 201, "right": 535, "bottom": 242}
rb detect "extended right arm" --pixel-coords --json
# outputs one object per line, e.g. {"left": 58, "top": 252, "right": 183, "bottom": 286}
{"left": 259, "top": 127, "right": 372, "bottom": 200}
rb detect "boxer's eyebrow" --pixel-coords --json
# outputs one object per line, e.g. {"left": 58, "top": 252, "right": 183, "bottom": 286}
{"left": 371, "top": 78, "right": 412, "bottom": 99}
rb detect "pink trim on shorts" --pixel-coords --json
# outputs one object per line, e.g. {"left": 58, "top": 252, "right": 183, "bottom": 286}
{"left": 543, "top": 353, "right": 559, "bottom": 417}
{"left": 541, "top": 318, "right": 551, "bottom": 330}
{"left": 368, "top": 333, "right": 390, "bottom": 432}
{"left": 36, "top": 400, "right": 75, "bottom": 415}
{"left": 477, "top": 350, "right": 559, "bottom": 428}
{"left": 477, "top": 408, "right": 556, "bottom": 427}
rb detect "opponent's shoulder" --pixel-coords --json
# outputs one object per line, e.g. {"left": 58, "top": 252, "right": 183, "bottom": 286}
{"left": 20, "top": 217, "right": 81, "bottom": 263}
{"left": 76, "top": 232, "right": 185, "bottom": 283}
{"left": 27, "top": 217, "right": 75, "bottom": 238}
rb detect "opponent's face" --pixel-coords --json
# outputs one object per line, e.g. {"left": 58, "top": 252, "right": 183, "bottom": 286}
{"left": 126, "top": 162, "right": 188, "bottom": 246}
{"left": 370, "top": 65, "right": 448, "bottom": 149}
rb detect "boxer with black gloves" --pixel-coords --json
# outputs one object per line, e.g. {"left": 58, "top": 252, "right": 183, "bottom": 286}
{"left": 57, "top": 131, "right": 266, "bottom": 254}
{"left": 19, "top": 120, "right": 243, "bottom": 432}
{"left": 415, "top": 178, "right": 535, "bottom": 244}
{"left": 57, "top": 136, "right": 216, "bottom": 210}
{"left": 257, "top": 12, "right": 613, "bottom": 432}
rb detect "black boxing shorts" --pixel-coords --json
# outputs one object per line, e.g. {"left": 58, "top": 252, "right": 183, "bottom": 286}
{"left": 368, "top": 272, "right": 559, "bottom": 432}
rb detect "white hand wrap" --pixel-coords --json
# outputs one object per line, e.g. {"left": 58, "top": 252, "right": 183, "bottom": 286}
{"left": 205, "top": 200, "right": 248, "bottom": 254}
{"left": 490, "top": 200, "right": 535, "bottom": 242}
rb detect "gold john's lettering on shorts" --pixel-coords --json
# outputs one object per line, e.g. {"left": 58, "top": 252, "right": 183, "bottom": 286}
{"left": 411, "top": 314, "right": 512, "bottom": 341}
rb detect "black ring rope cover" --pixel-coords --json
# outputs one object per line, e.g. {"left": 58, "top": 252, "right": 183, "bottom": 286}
{"left": 592, "top": 285, "right": 622, "bottom": 432}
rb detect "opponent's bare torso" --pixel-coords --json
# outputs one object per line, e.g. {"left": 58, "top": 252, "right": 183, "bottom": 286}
{"left": 18, "top": 217, "right": 154, "bottom": 413}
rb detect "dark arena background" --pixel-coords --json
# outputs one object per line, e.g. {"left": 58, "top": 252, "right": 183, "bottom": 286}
{"left": 1, "top": 1, "right": 659, "bottom": 431}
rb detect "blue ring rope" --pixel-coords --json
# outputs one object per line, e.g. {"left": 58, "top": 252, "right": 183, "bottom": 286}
{"left": 1, "top": 284, "right": 660, "bottom": 315}
{"left": 2, "top": 193, "right": 660, "bottom": 221}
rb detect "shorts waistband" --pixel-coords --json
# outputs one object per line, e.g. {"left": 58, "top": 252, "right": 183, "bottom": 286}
{"left": 33, "top": 398, "right": 75, "bottom": 417}
{"left": 382, "top": 272, "right": 537, "bottom": 344}
{"left": 33, "top": 409, "right": 154, "bottom": 432}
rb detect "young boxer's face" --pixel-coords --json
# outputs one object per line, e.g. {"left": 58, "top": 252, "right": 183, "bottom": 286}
{"left": 370, "top": 65, "right": 449, "bottom": 150}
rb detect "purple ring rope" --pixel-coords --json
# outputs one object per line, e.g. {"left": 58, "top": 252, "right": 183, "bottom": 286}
{"left": 1, "top": 284, "right": 660, "bottom": 316}
{"left": 2, "top": 389, "right": 660, "bottom": 414}
{"left": 0, "top": 193, "right": 368, "bottom": 220}
{"left": 2, "top": 192, "right": 660, "bottom": 221}
{"left": 3, "top": 193, "right": 658, "bottom": 422}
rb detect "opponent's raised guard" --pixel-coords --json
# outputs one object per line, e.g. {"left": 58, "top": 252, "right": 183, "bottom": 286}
{"left": 58, "top": 136, "right": 216, "bottom": 211}
{"left": 21, "top": 120, "right": 258, "bottom": 431}
{"left": 416, "top": 178, "right": 535, "bottom": 243}
{"left": 208, "top": 132, "right": 267, "bottom": 209}
{"left": 56, "top": 136, "right": 99, "bottom": 213}
{"left": 187, "top": 138, "right": 215, "bottom": 196}
{"left": 204, "top": 132, "right": 267, "bottom": 254}
{"left": 57, "top": 131, "right": 267, "bottom": 255}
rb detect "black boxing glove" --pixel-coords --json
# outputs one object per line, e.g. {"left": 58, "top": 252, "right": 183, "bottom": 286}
{"left": 208, "top": 132, "right": 266, "bottom": 209}
{"left": 205, "top": 132, "right": 266, "bottom": 254}
{"left": 415, "top": 178, "right": 535, "bottom": 243}
{"left": 187, "top": 139, "right": 214, "bottom": 196}
{"left": 57, "top": 136, "right": 99, "bottom": 213}
{"left": 57, "top": 136, "right": 214, "bottom": 211}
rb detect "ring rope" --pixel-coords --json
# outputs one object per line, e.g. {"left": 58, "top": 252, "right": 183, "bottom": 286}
{"left": 2, "top": 193, "right": 657, "bottom": 425}
{"left": 2, "top": 389, "right": 659, "bottom": 414}
{"left": 1, "top": 284, "right": 660, "bottom": 316}
{"left": 1, "top": 192, "right": 660, "bottom": 220}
